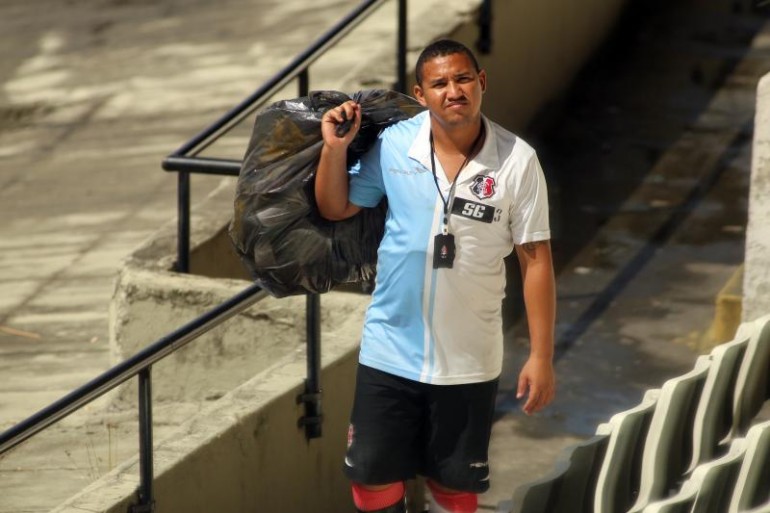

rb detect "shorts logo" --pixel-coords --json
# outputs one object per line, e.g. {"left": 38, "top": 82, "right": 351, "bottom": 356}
{"left": 469, "top": 461, "right": 489, "bottom": 468}
{"left": 345, "top": 424, "right": 356, "bottom": 467}
{"left": 470, "top": 175, "right": 496, "bottom": 200}
{"left": 347, "top": 424, "right": 355, "bottom": 449}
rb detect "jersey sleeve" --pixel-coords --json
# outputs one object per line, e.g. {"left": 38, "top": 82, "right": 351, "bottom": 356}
{"left": 510, "top": 152, "right": 551, "bottom": 245}
{"left": 348, "top": 138, "right": 386, "bottom": 208}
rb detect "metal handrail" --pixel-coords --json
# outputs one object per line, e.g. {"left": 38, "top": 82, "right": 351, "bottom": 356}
{"left": 0, "top": 283, "right": 267, "bottom": 455}
{"left": 0, "top": 4, "right": 409, "bottom": 511}
{"left": 163, "top": 0, "right": 397, "bottom": 163}
{"left": 162, "top": 0, "right": 407, "bottom": 274}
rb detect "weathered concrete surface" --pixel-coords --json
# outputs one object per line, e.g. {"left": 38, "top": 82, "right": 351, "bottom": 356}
{"left": 52, "top": 327, "right": 364, "bottom": 513}
{"left": 744, "top": 73, "right": 770, "bottom": 322}
{"left": 106, "top": 179, "right": 305, "bottom": 405}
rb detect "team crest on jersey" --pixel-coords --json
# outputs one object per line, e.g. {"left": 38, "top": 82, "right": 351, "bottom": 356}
{"left": 470, "top": 174, "right": 496, "bottom": 200}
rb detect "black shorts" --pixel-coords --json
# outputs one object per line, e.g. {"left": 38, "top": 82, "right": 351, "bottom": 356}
{"left": 343, "top": 364, "right": 498, "bottom": 493}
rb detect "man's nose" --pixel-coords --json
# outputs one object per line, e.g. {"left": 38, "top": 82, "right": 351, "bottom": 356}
{"left": 446, "top": 81, "right": 463, "bottom": 98}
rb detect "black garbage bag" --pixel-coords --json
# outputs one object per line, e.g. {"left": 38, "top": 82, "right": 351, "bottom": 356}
{"left": 229, "top": 89, "right": 424, "bottom": 297}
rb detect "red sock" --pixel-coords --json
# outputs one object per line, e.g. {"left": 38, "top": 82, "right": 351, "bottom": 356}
{"left": 351, "top": 482, "right": 405, "bottom": 511}
{"left": 427, "top": 481, "right": 477, "bottom": 513}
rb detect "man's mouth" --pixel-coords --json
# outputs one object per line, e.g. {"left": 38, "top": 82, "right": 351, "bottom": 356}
{"left": 446, "top": 101, "right": 467, "bottom": 109}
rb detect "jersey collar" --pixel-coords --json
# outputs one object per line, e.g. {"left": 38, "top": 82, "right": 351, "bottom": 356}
{"left": 407, "top": 111, "right": 500, "bottom": 183}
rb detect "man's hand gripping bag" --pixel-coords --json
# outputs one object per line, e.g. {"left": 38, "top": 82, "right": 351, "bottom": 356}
{"left": 229, "top": 89, "right": 424, "bottom": 297}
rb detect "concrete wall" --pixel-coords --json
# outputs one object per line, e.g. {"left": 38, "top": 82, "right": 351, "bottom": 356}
{"left": 743, "top": 73, "right": 770, "bottom": 321}
{"left": 109, "top": 265, "right": 370, "bottom": 405}
{"left": 107, "top": 180, "right": 368, "bottom": 405}
{"left": 451, "top": 0, "right": 627, "bottom": 133}
{"left": 345, "top": 0, "right": 627, "bottom": 133}
{"left": 53, "top": 332, "right": 362, "bottom": 513}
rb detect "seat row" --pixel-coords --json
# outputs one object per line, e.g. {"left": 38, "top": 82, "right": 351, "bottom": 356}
{"left": 508, "top": 314, "right": 770, "bottom": 513}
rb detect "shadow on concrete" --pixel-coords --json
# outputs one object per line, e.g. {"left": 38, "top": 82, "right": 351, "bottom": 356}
{"left": 496, "top": 0, "right": 767, "bottom": 427}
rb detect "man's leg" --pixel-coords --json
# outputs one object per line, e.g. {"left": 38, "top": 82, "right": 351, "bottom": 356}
{"left": 344, "top": 366, "right": 423, "bottom": 512}
{"left": 421, "top": 377, "right": 499, "bottom": 513}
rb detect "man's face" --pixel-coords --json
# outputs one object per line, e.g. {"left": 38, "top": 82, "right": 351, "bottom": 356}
{"left": 413, "top": 52, "right": 486, "bottom": 130}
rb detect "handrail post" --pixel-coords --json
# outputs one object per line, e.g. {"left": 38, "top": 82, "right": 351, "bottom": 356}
{"left": 176, "top": 171, "right": 191, "bottom": 273}
{"left": 297, "top": 294, "right": 322, "bottom": 439}
{"left": 476, "top": 0, "right": 493, "bottom": 54}
{"left": 396, "top": 0, "right": 407, "bottom": 93}
{"left": 130, "top": 368, "right": 155, "bottom": 513}
{"left": 299, "top": 68, "right": 309, "bottom": 97}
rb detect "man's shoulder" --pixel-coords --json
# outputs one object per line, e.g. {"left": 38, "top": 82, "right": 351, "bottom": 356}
{"left": 486, "top": 117, "right": 537, "bottom": 163}
{"left": 380, "top": 110, "right": 428, "bottom": 143}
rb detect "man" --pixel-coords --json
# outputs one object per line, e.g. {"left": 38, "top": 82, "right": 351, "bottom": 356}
{"left": 315, "top": 39, "right": 556, "bottom": 513}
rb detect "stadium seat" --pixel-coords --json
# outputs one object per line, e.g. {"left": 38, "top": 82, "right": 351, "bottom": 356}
{"left": 643, "top": 436, "right": 747, "bottom": 513}
{"left": 628, "top": 356, "right": 712, "bottom": 512}
{"left": 730, "top": 315, "right": 770, "bottom": 438}
{"left": 509, "top": 434, "right": 609, "bottom": 513}
{"left": 502, "top": 315, "right": 770, "bottom": 513}
{"left": 594, "top": 389, "right": 660, "bottom": 513}
{"left": 688, "top": 327, "right": 750, "bottom": 473}
{"left": 727, "top": 420, "right": 770, "bottom": 513}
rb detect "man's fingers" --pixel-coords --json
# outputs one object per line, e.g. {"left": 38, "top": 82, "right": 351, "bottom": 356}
{"left": 335, "top": 102, "right": 359, "bottom": 121}
{"left": 324, "top": 102, "right": 361, "bottom": 139}
{"left": 522, "top": 393, "right": 535, "bottom": 414}
{"left": 522, "top": 384, "right": 556, "bottom": 415}
{"left": 523, "top": 386, "right": 542, "bottom": 415}
{"left": 335, "top": 109, "right": 353, "bottom": 137}
{"left": 516, "top": 374, "right": 527, "bottom": 400}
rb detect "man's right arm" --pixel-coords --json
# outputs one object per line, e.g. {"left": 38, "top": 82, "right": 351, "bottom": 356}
{"left": 315, "top": 100, "right": 363, "bottom": 221}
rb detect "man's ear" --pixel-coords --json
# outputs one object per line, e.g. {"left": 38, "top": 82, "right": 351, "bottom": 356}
{"left": 413, "top": 84, "right": 427, "bottom": 107}
{"left": 479, "top": 70, "right": 487, "bottom": 94}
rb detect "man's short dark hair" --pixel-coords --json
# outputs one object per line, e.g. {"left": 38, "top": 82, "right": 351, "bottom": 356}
{"left": 415, "top": 39, "right": 481, "bottom": 85}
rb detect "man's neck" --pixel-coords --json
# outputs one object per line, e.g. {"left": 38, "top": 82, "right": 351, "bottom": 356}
{"left": 429, "top": 117, "right": 484, "bottom": 158}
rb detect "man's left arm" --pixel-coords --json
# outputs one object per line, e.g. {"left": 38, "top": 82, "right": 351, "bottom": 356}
{"left": 514, "top": 239, "right": 556, "bottom": 415}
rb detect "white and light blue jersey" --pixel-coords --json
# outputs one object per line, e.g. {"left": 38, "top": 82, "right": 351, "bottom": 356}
{"left": 349, "top": 111, "right": 550, "bottom": 385}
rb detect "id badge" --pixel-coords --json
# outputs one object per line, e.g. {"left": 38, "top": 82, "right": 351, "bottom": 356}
{"left": 433, "top": 233, "right": 455, "bottom": 269}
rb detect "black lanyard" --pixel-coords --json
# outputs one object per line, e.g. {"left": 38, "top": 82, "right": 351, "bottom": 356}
{"left": 429, "top": 124, "right": 485, "bottom": 234}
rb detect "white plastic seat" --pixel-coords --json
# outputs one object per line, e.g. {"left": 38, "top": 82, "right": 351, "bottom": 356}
{"left": 643, "top": 437, "right": 747, "bottom": 513}
{"left": 509, "top": 434, "right": 610, "bottom": 513}
{"left": 728, "top": 420, "right": 770, "bottom": 513}
{"left": 628, "top": 357, "right": 712, "bottom": 513}
{"left": 594, "top": 389, "right": 660, "bottom": 513}
{"left": 730, "top": 315, "right": 770, "bottom": 439}
{"left": 688, "top": 326, "right": 751, "bottom": 473}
